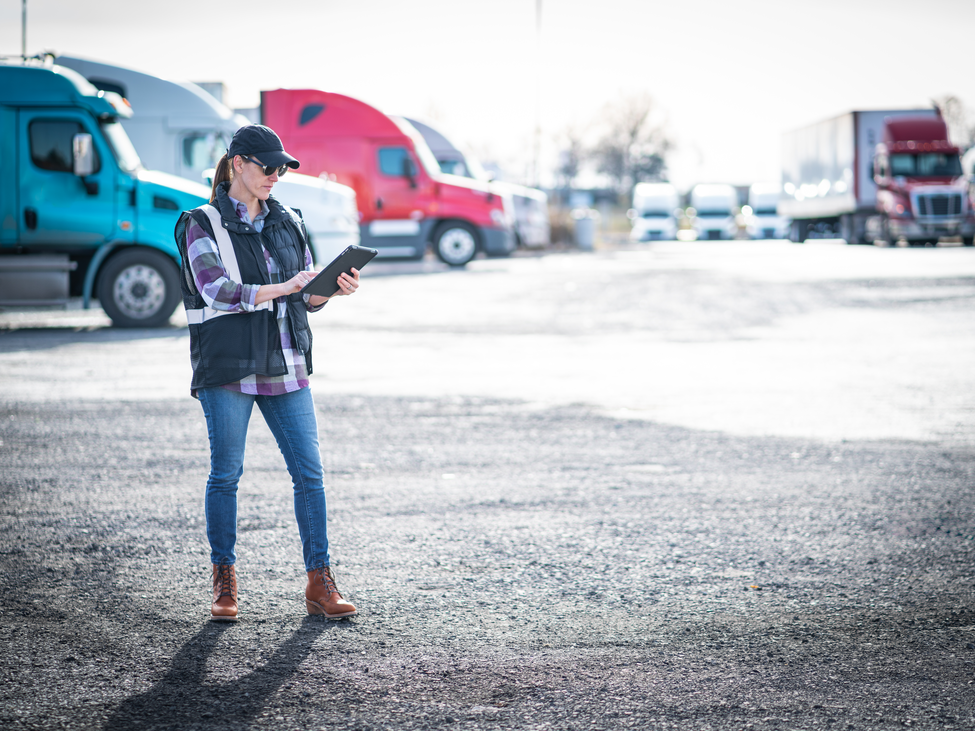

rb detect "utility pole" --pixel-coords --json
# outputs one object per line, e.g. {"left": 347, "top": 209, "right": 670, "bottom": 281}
{"left": 21, "top": 0, "right": 28, "bottom": 60}
{"left": 532, "top": 0, "right": 542, "bottom": 187}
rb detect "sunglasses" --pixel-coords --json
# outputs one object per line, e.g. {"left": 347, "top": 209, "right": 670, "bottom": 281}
{"left": 242, "top": 155, "right": 290, "bottom": 178}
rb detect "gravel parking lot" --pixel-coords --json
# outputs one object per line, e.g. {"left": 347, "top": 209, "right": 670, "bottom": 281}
{"left": 1, "top": 241, "right": 974, "bottom": 730}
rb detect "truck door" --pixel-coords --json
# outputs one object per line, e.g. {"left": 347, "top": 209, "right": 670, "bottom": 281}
{"left": 17, "top": 111, "right": 116, "bottom": 247}
{"left": 371, "top": 145, "right": 421, "bottom": 225}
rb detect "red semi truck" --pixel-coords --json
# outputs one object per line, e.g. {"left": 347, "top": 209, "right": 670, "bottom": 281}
{"left": 780, "top": 109, "right": 974, "bottom": 246}
{"left": 873, "top": 115, "right": 973, "bottom": 246}
{"left": 261, "top": 89, "right": 515, "bottom": 266}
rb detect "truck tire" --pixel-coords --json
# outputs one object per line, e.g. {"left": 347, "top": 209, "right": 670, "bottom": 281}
{"left": 434, "top": 221, "right": 478, "bottom": 266}
{"left": 840, "top": 214, "right": 863, "bottom": 245}
{"left": 789, "top": 220, "right": 807, "bottom": 243}
{"left": 964, "top": 237, "right": 974, "bottom": 247}
{"left": 97, "top": 248, "right": 180, "bottom": 328}
{"left": 878, "top": 216, "right": 892, "bottom": 247}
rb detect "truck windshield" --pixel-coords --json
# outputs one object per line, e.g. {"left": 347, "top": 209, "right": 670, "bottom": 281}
{"left": 184, "top": 131, "right": 231, "bottom": 171}
{"left": 641, "top": 211, "right": 670, "bottom": 218}
{"left": 100, "top": 120, "right": 142, "bottom": 173}
{"left": 890, "top": 153, "right": 962, "bottom": 177}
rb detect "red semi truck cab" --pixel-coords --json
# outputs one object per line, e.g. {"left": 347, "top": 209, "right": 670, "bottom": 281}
{"left": 873, "top": 115, "right": 974, "bottom": 246}
{"left": 261, "top": 89, "right": 515, "bottom": 265}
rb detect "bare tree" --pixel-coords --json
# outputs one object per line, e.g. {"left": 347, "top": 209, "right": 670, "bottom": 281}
{"left": 591, "top": 93, "right": 672, "bottom": 194}
{"left": 933, "top": 95, "right": 975, "bottom": 151}
{"left": 554, "top": 125, "right": 587, "bottom": 189}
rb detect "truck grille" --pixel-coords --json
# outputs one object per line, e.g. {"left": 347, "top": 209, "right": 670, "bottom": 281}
{"left": 916, "top": 192, "right": 962, "bottom": 218}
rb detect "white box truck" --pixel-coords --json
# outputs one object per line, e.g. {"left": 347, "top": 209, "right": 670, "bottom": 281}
{"left": 55, "top": 56, "right": 359, "bottom": 263}
{"left": 690, "top": 184, "right": 738, "bottom": 240}
{"left": 629, "top": 182, "right": 680, "bottom": 241}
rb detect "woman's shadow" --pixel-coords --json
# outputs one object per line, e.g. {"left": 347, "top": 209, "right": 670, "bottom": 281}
{"left": 103, "top": 616, "right": 343, "bottom": 730}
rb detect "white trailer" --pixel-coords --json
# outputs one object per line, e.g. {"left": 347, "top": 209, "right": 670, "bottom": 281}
{"left": 629, "top": 183, "right": 680, "bottom": 241}
{"left": 55, "top": 56, "right": 359, "bottom": 263}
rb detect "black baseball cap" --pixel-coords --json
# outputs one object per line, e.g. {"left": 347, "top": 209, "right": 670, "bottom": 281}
{"left": 227, "top": 125, "right": 300, "bottom": 169}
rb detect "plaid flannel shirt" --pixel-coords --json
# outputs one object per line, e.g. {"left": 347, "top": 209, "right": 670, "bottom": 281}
{"left": 185, "top": 196, "right": 324, "bottom": 395}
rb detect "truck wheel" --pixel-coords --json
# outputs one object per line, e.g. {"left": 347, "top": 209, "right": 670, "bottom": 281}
{"left": 97, "top": 248, "right": 180, "bottom": 328}
{"left": 878, "top": 216, "right": 891, "bottom": 246}
{"left": 434, "top": 222, "right": 478, "bottom": 266}
{"left": 789, "top": 220, "right": 806, "bottom": 243}
{"left": 964, "top": 237, "right": 974, "bottom": 247}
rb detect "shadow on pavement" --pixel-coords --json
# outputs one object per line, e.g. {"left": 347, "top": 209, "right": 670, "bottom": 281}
{"left": 102, "top": 616, "right": 342, "bottom": 731}
{"left": 0, "top": 325, "right": 188, "bottom": 354}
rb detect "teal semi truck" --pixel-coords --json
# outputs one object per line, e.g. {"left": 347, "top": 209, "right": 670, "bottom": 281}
{"left": 0, "top": 59, "right": 209, "bottom": 327}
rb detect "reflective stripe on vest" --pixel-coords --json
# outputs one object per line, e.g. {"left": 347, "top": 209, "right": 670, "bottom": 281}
{"left": 185, "top": 204, "right": 273, "bottom": 325}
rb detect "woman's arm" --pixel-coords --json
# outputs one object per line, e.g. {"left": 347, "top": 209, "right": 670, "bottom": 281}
{"left": 185, "top": 219, "right": 260, "bottom": 312}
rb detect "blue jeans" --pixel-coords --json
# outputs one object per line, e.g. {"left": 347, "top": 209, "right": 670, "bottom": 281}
{"left": 197, "top": 386, "right": 330, "bottom": 572}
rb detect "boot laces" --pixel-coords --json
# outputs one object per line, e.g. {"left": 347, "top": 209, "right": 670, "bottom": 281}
{"left": 315, "top": 566, "right": 339, "bottom": 595}
{"left": 215, "top": 565, "right": 235, "bottom": 599}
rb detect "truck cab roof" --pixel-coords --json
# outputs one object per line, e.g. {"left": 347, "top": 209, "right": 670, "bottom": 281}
{"left": 0, "top": 62, "right": 117, "bottom": 118}
{"left": 882, "top": 116, "right": 957, "bottom": 153}
{"left": 55, "top": 56, "right": 241, "bottom": 126}
{"left": 262, "top": 89, "right": 404, "bottom": 138}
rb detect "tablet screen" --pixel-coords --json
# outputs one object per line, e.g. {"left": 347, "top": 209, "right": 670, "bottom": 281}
{"left": 301, "top": 245, "right": 378, "bottom": 297}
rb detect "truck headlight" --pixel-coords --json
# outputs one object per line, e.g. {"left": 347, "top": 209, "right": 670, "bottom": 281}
{"left": 490, "top": 208, "right": 506, "bottom": 227}
{"left": 891, "top": 203, "right": 912, "bottom": 219}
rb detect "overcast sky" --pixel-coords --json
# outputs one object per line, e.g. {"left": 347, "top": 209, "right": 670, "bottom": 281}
{"left": 3, "top": 0, "right": 974, "bottom": 190}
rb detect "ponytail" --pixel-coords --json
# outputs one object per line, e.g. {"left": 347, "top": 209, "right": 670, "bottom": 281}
{"left": 210, "top": 153, "right": 233, "bottom": 204}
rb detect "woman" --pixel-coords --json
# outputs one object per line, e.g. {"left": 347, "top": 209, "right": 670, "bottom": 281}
{"left": 174, "top": 124, "right": 359, "bottom": 622}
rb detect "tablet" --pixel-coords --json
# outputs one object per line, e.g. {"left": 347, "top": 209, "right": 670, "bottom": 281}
{"left": 301, "top": 245, "right": 378, "bottom": 297}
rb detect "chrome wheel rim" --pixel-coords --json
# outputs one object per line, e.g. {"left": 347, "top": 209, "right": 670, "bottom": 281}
{"left": 112, "top": 265, "right": 166, "bottom": 319}
{"left": 438, "top": 228, "right": 476, "bottom": 265}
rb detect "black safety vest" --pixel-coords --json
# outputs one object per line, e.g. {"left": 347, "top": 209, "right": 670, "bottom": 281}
{"left": 174, "top": 182, "right": 313, "bottom": 391}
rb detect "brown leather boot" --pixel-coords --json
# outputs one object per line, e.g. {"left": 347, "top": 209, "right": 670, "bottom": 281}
{"left": 305, "top": 565, "right": 357, "bottom": 619}
{"left": 211, "top": 564, "right": 238, "bottom": 622}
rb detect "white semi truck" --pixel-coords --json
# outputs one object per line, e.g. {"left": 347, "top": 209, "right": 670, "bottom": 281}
{"left": 629, "top": 183, "right": 680, "bottom": 241}
{"left": 56, "top": 56, "right": 359, "bottom": 263}
{"left": 690, "top": 184, "right": 738, "bottom": 240}
{"left": 746, "top": 183, "right": 789, "bottom": 239}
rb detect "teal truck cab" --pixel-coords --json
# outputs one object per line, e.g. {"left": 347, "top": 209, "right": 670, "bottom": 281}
{"left": 0, "top": 59, "right": 209, "bottom": 327}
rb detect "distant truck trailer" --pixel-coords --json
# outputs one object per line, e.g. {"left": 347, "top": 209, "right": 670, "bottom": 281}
{"left": 779, "top": 108, "right": 975, "bottom": 245}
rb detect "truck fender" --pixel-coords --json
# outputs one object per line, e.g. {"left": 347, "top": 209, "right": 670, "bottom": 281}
{"left": 82, "top": 241, "right": 124, "bottom": 309}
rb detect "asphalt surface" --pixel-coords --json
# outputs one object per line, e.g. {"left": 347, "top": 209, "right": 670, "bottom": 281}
{"left": 1, "top": 241, "right": 974, "bottom": 730}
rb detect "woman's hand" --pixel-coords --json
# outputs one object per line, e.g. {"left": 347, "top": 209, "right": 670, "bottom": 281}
{"left": 306, "top": 267, "right": 359, "bottom": 307}
{"left": 333, "top": 268, "right": 360, "bottom": 297}
{"left": 255, "top": 270, "right": 317, "bottom": 305}
{"left": 286, "top": 270, "right": 316, "bottom": 294}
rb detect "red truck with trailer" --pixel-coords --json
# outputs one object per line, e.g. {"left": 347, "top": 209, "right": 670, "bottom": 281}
{"left": 779, "top": 109, "right": 974, "bottom": 246}
{"left": 261, "top": 89, "right": 515, "bottom": 266}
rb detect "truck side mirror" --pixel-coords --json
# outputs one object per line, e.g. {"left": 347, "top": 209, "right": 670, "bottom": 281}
{"left": 72, "top": 133, "right": 99, "bottom": 195}
{"left": 403, "top": 157, "right": 418, "bottom": 188}
{"left": 73, "top": 133, "right": 95, "bottom": 177}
